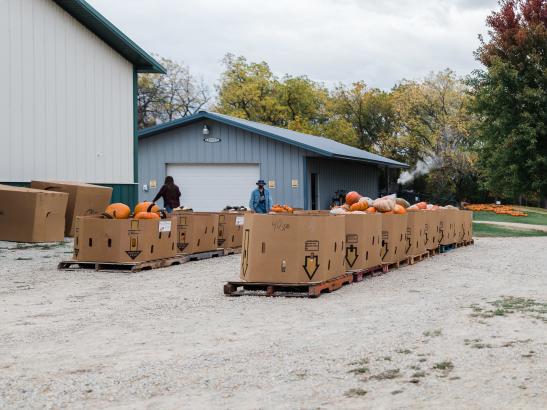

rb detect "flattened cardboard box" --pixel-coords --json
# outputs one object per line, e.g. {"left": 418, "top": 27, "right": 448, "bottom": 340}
{"left": 342, "top": 213, "right": 382, "bottom": 271}
{"left": 406, "top": 211, "right": 427, "bottom": 257}
{"left": 217, "top": 212, "right": 245, "bottom": 249}
{"left": 423, "top": 210, "right": 441, "bottom": 250}
{"left": 31, "top": 180, "right": 112, "bottom": 237}
{"left": 73, "top": 216, "right": 176, "bottom": 263}
{"left": 173, "top": 211, "right": 219, "bottom": 254}
{"left": 439, "top": 209, "right": 457, "bottom": 245}
{"left": 240, "top": 214, "right": 345, "bottom": 283}
{"left": 0, "top": 184, "right": 68, "bottom": 243}
{"left": 381, "top": 214, "right": 408, "bottom": 264}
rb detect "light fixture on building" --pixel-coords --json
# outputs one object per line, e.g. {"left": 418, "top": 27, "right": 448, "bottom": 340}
{"left": 202, "top": 125, "right": 210, "bottom": 135}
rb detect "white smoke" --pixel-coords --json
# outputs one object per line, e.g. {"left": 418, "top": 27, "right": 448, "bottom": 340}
{"left": 397, "top": 157, "right": 438, "bottom": 185}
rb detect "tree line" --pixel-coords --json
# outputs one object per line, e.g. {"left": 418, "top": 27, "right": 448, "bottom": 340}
{"left": 138, "top": 0, "right": 546, "bottom": 206}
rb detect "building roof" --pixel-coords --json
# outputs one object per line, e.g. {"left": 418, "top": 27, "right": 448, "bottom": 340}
{"left": 139, "top": 111, "right": 408, "bottom": 168}
{"left": 53, "top": 0, "right": 165, "bottom": 74}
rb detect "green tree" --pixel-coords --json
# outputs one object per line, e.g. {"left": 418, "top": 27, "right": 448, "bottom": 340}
{"left": 138, "top": 56, "right": 210, "bottom": 129}
{"left": 328, "top": 82, "right": 396, "bottom": 153}
{"left": 469, "top": 0, "right": 546, "bottom": 204}
{"left": 392, "top": 70, "right": 479, "bottom": 202}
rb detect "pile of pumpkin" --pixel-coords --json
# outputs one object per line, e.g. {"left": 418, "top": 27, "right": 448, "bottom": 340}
{"left": 270, "top": 204, "right": 294, "bottom": 213}
{"left": 330, "top": 192, "right": 443, "bottom": 215}
{"left": 103, "top": 202, "right": 166, "bottom": 220}
{"left": 464, "top": 203, "right": 527, "bottom": 217}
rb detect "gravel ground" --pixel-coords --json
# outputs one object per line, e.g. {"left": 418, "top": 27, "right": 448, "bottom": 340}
{"left": 0, "top": 238, "right": 546, "bottom": 409}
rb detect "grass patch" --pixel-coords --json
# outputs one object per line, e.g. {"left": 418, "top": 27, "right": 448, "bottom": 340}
{"left": 370, "top": 369, "right": 400, "bottom": 380}
{"left": 423, "top": 329, "right": 442, "bottom": 337}
{"left": 396, "top": 349, "right": 412, "bottom": 355}
{"left": 433, "top": 361, "right": 454, "bottom": 371}
{"left": 391, "top": 389, "right": 404, "bottom": 395}
{"left": 470, "top": 297, "right": 547, "bottom": 322}
{"left": 473, "top": 210, "right": 547, "bottom": 226}
{"left": 411, "top": 371, "right": 426, "bottom": 378}
{"left": 472, "top": 223, "right": 546, "bottom": 237}
{"left": 15, "top": 242, "right": 66, "bottom": 250}
{"left": 349, "top": 358, "right": 369, "bottom": 366}
{"left": 345, "top": 388, "right": 367, "bottom": 397}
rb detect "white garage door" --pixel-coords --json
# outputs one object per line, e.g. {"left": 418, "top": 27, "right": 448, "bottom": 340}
{"left": 166, "top": 163, "right": 260, "bottom": 211}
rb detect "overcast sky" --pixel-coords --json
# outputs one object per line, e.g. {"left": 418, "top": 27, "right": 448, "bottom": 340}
{"left": 89, "top": 0, "right": 497, "bottom": 90}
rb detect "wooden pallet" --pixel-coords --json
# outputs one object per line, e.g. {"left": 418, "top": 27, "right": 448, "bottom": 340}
{"left": 407, "top": 251, "right": 429, "bottom": 265}
{"left": 180, "top": 249, "right": 225, "bottom": 262}
{"left": 58, "top": 256, "right": 185, "bottom": 273}
{"left": 462, "top": 239, "right": 475, "bottom": 246}
{"left": 348, "top": 265, "right": 383, "bottom": 282}
{"left": 428, "top": 247, "right": 440, "bottom": 257}
{"left": 224, "top": 272, "right": 353, "bottom": 298}
{"left": 223, "top": 247, "right": 242, "bottom": 256}
{"left": 439, "top": 243, "right": 456, "bottom": 253}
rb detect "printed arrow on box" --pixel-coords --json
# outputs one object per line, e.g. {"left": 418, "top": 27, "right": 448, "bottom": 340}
{"left": 345, "top": 245, "right": 359, "bottom": 268}
{"left": 303, "top": 254, "right": 319, "bottom": 280}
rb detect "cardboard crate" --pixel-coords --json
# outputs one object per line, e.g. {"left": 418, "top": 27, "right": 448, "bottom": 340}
{"left": 0, "top": 184, "right": 68, "bottom": 242}
{"left": 342, "top": 213, "right": 382, "bottom": 271}
{"left": 439, "top": 209, "right": 458, "bottom": 245}
{"left": 463, "top": 210, "right": 473, "bottom": 241}
{"left": 381, "top": 214, "right": 408, "bottom": 264}
{"left": 31, "top": 180, "right": 112, "bottom": 237}
{"left": 406, "top": 211, "right": 427, "bottom": 257}
{"left": 240, "top": 213, "right": 345, "bottom": 283}
{"left": 424, "top": 210, "right": 441, "bottom": 250}
{"left": 73, "top": 215, "right": 177, "bottom": 263}
{"left": 217, "top": 212, "right": 245, "bottom": 249}
{"left": 173, "top": 211, "right": 219, "bottom": 254}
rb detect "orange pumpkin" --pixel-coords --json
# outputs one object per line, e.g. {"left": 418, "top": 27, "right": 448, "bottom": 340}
{"left": 393, "top": 204, "right": 407, "bottom": 214}
{"left": 415, "top": 202, "right": 427, "bottom": 210}
{"left": 104, "top": 203, "right": 130, "bottom": 219}
{"left": 384, "top": 211, "right": 394, "bottom": 214}
{"left": 407, "top": 205, "right": 420, "bottom": 212}
{"left": 134, "top": 201, "right": 160, "bottom": 215}
{"left": 366, "top": 207, "right": 377, "bottom": 213}
{"left": 350, "top": 202, "right": 365, "bottom": 212}
{"left": 345, "top": 191, "right": 361, "bottom": 206}
{"left": 135, "top": 211, "right": 160, "bottom": 220}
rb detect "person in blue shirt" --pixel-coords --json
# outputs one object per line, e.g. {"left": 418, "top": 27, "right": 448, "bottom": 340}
{"left": 249, "top": 179, "right": 273, "bottom": 213}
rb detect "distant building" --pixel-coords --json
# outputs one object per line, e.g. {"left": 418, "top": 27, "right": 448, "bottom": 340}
{"left": 138, "top": 111, "right": 408, "bottom": 210}
{"left": 0, "top": 0, "right": 164, "bottom": 204}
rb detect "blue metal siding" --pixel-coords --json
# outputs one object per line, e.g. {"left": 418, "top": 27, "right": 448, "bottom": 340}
{"left": 138, "top": 119, "right": 313, "bottom": 209}
{"left": 305, "top": 158, "right": 380, "bottom": 209}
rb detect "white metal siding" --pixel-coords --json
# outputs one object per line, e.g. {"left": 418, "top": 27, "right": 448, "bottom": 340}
{"left": 165, "top": 163, "right": 260, "bottom": 211}
{"left": 0, "top": 0, "right": 134, "bottom": 184}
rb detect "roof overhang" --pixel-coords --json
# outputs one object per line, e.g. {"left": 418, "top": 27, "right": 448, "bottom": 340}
{"left": 139, "top": 112, "right": 409, "bottom": 169}
{"left": 53, "top": 0, "right": 165, "bottom": 74}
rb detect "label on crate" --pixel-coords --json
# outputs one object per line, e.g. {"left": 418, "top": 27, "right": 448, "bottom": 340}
{"left": 159, "top": 220, "right": 172, "bottom": 232}
{"left": 235, "top": 216, "right": 245, "bottom": 226}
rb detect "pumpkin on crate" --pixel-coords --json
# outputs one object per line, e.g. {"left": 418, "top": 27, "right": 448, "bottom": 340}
{"left": 395, "top": 198, "right": 410, "bottom": 208}
{"left": 104, "top": 203, "right": 130, "bottom": 219}
{"left": 350, "top": 202, "right": 368, "bottom": 212}
{"left": 372, "top": 197, "right": 395, "bottom": 213}
{"left": 366, "top": 207, "right": 377, "bottom": 213}
{"left": 393, "top": 204, "right": 407, "bottom": 214}
{"left": 134, "top": 201, "right": 160, "bottom": 215}
{"left": 345, "top": 191, "right": 362, "bottom": 206}
{"left": 135, "top": 211, "right": 161, "bottom": 220}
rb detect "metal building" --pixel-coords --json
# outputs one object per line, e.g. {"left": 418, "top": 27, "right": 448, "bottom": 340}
{"left": 138, "top": 111, "right": 407, "bottom": 211}
{"left": 0, "top": 0, "right": 164, "bottom": 205}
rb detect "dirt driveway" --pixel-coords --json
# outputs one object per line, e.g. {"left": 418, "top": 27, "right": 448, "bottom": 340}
{"left": 1, "top": 238, "right": 546, "bottom": 409}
